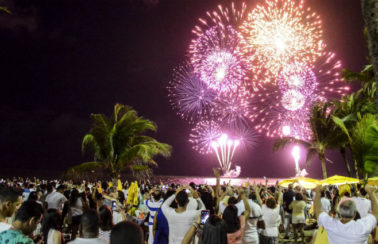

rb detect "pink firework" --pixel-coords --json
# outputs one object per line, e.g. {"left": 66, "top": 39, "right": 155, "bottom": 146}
{"left": 189, "top": 3, "right": 249, "bottom": 94}
{"left": 189, "top": 120, "right": 222, "bottom": 154}
{"left": 311, "top": 51, "right": 350, "bottom": 101}
{"left": 240, "top": 0, "right": 324, "bottom": 86}
{"left": 251, "top": 50, "right": 349, "bottom": 140}
{"left": 278, "top": 62, "right": 317, "bottom": 97}
{"left": 167, "top": 64, "right": 219, "bottom": 123}
{"left": 216, "top": 87, "right": 253, "bottom": 129}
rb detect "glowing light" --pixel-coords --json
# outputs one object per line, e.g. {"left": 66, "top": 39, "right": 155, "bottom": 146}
{"left": 281, "top": 89, "right": 305, "bottom": 111}
{"left": 189, "top": 120, "right": 221, "bottom": 154}
{"left": 211, "top": 133, "right": 240, "bottom": 174}
{"left": 240, "top": 0, "right": 324, "bottom": 86}
{"left": 291, "top": 146, "right": 300, "bottom": 175}
{"left": 282, "top": 125, "right": 291, "bottom": 136}
{"left": 167, "top": 64, "right": 218, "bottom": 122}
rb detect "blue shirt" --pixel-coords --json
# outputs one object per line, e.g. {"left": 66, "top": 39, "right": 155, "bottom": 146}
{"left": 0, "top": 229, "right": 34, "bottom": 244}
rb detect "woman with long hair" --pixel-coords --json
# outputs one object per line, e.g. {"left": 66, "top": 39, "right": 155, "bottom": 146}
{"left": 99, "top": 205, "right": 114, "bottom": 242}
{"left": 202, "top": 215, "right": 227, "bottom": 244}
{"left": 42, "top": 209, "right": 63, "bottom": 244}
{"left": 223, "top": 188, "right": 250, "bottom": 244}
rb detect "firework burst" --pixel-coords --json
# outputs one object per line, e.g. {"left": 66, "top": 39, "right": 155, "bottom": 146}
{"left": 189, "top": 120, "right": 222, "bottom": 154}
{"left": 189, "top": 2, "right": 249, "bottom": 94}
{"left": 167, "top": 64, "right": 219, "bottom": 123}
{"left": 240, "top": 0, "right": 324, "bottom": 86}
{"left": 216, "top": 88, "right": 253, "bottom": 129}
{"left": 278, "top": 62, "right": 317, "bottom": 97}
{"left": 251, "top": 50, "right": 349, "bottom": 140}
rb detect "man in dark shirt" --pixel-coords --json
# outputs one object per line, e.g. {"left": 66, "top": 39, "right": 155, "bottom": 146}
{"left": 282, "top": 184, "right": 296, "bottom": 239}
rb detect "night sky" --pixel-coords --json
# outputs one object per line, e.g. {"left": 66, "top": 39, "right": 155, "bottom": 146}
{"left": 0, "top": 0, "right": 367, "bottom": 178}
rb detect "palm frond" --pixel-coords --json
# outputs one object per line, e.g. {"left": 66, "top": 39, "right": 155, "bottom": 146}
{"left": 67, "top": 161, "right": 103, "bottom": 173}
{"left": 113, "top": 103, "right": 132, "bottom": 122}
{"left": 305, "top": 148, "right": 318, "bottom": 167}
{"left": 332, "top": 115, "right": 352, "bottom": 143}
{"left": 0, "top": 6, "right": 10, "bottom": 14}
{"left": 273, "top": 137, "right": 311, "bottom": 152}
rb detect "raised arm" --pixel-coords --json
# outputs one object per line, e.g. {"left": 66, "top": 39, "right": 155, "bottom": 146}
{"left": 153, "top": 210, "right": 158, "bottom": 238}
{"left": 277, "top": 186, "right": 283, "bottom": 206}
{"left": 191, "top": 189, "right": 205, "bottom": 211}
{"left": 314, "top": 185, "right": 323, "bottom": 220}
{"left": 239, "top": 188, "right": 250, "bottom": 220}
{"left": 264, "top": 177, "right": 268, "bottom": 194}
{"left": 161, "top": 193, "right": 176, "bottom": 215}
{"left": 253, "top": 182, "right": 263, "bottom": 206}
{"left": 213, "top": 168, "right": 221, "bottom": 213}
{"left": 365, "top": 185, "right": 378, "bottom": 221}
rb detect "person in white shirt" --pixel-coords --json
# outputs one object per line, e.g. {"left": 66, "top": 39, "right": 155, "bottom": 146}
{"left": 0, "top": 186, "right": 22, "bottom": 232}
{"left": 219, "top": 197, "right": 246, "bottom": 217}
{"left": 67, "top": 209, "right": 106, "bottom": 244}
{"left": 314, "top": 185, "right": 378, "bottom": 244}
{"left": 161, "top": 187, "right": 205, "bottom": 244}
{"left": 352, "top": 188, "right": 372, "bottom": 218}
{"left": 252, "top": 183, "right": 282, "bottom": 244}
{"left": 45, "top": 185, "right": 67, "bottom": 212}
{"left": 145, "top": 189, "right": 164, "bottom": 244}
{"left": 242, "top": 192, "right": 262, "bottom": 244}
{"left": 320, "top": 190, "right": 332, "bottom": 214}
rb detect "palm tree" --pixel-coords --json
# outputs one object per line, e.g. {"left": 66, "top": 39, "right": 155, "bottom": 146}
{"left": 333, "top": 113, "right": 378, "bottom": 179}
{"left": 274, "top": 103, "right": 335, "bottom": 179}
{"left": 70, "top": 103, "right": 172, "bottom": 182}
{"left": 361, "top": 0, "right": 378, "bottom": 112}
{"left": 332, "top": 80, "right": 376, "bottom": 178}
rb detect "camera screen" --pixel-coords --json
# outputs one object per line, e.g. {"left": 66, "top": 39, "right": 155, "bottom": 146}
{"left": 200, "top": 210, "right": 210, "bottom": 225}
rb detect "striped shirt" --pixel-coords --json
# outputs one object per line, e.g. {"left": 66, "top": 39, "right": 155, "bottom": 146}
{"left": 145, "top": 198, "right": 163, "bottom": 225}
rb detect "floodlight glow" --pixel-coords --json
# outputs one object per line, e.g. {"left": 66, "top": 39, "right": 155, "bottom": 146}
{"left": 282, "top": 126, "right": 291, "bottom": 136}
{"left": 291, "top": 145, "right": 300, "bottom": 176}
{"left": 211, "top": 133, "right": 240, "bottom": 175}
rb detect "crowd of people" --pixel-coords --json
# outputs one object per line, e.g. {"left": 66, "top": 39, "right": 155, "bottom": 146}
{"left": 0, "top": 169, "right": 376, "bottom": 244}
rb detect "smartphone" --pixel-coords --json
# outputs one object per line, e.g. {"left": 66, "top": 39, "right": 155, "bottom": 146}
{"left": 112, "top": 200, "right": 117, "bottom": 211}
{"left": 200, "top": 210, "right": 210, "bottom": 225}
{"left": 185, "top": 189, "right": 190, "bottom": 194}
{"left": 293, "top": 196, "right": 296, "bottom": 201}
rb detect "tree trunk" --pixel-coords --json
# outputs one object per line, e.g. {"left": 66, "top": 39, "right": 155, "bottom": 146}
{"left": 319, "top": 153, "right": 327, "bottom": 179}
{"left": 340, "top": 147, "right": 352, "bottom": 177}
{"left": 362, "top": 0, "right": 378, "bottom": 113}
{"left": 353, "top": 159, "right": 360, "bottom": 179}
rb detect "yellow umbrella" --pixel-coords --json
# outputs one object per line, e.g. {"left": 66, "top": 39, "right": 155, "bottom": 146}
{"left": 366, "top": 177, "right": 378, "bottom": 186}
{"left": 279, "top": 177, "right": 319, "bottom": 189}
{"left": 319, "top": 175, "right": 359, "bottom": 185}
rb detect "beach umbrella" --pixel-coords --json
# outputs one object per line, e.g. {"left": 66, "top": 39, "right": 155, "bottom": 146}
{"left": 366, "top": 177, "right": 378, "bottom": 186}
{"left": 279, "top": 177, "right": 319, "bottom": 189}
{"left": 319, "top": 175, "right": 359, "bottom": 185}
